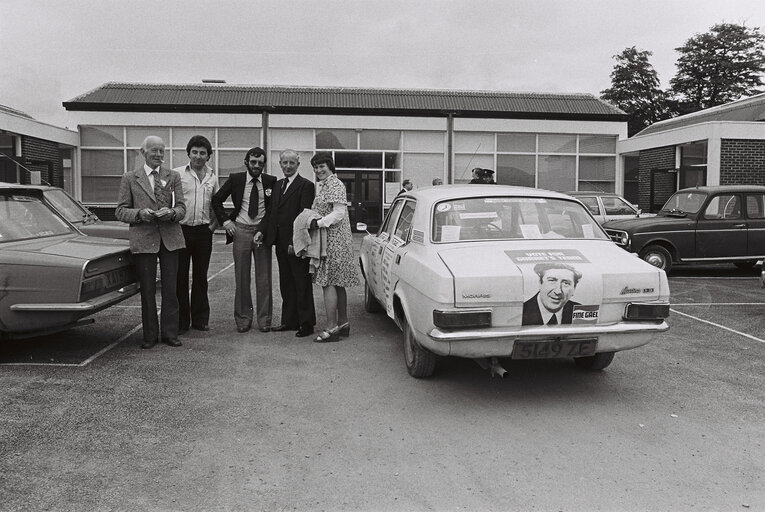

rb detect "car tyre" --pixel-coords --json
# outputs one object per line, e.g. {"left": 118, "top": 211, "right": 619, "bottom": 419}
{"left": 574, "top": 351, "right": 615, "bottom": 370}
{"left": 403, "top": 316, "right": 436, "bottom": 378}
{"left": 734, "top": 260, "right": 757, "bottom": 270}
{"left": 639, "top": 245, "right": 672, "bottom": 273}
{"left": 364, "top": 279, "right": 382, "bottom": 313}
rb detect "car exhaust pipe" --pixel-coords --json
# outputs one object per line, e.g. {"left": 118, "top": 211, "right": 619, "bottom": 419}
{"left": 474, "top": 357, "right": 508, "bottom": 378}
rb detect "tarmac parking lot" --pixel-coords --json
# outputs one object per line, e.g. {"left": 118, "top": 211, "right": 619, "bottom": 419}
{"left": 1, "top": 235, "right": 764, "bottom": 511}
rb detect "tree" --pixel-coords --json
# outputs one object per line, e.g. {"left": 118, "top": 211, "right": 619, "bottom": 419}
{"left": 600, "top": 47, "right": 669, "bottom": 136}
{"left": 669, "top": 23, "right": 765, "bottom": 114}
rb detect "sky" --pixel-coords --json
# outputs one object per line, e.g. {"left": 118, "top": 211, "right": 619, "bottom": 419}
{"left": 2, "top": 0, "right": 765, "bottom": 128}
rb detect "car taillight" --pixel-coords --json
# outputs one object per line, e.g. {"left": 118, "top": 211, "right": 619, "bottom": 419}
{"left": 623, "top": 303, "right": 670, "bottom": 321}
{"left": 433, "top": 309, "right": 491, "bottom": 329}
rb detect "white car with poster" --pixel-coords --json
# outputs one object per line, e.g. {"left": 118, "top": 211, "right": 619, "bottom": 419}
{"left": 358, "top": 185, "right": 670, "bottom": 378}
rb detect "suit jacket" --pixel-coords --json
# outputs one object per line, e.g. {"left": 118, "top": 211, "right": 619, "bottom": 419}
{"left": 264, "top": 174, "right": 316, "bottom": 250}
{"left": 115, "top": 166, "right": 186, "bottom": 254}
{"left": 522, "top": 293, "right": 579, "bottom": 326}
{"left": 211, "top": 171, "right": 277, "bottom": 244}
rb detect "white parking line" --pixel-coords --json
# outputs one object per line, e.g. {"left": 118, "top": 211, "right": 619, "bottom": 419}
{"left": 671, "top": 302, "right": 765, "bottom": 306}
{"left": 3, "top": 262, "right": 236, "bottom": 367}
{"left": 670, "top": 308, "right": 765, "bottom": 344}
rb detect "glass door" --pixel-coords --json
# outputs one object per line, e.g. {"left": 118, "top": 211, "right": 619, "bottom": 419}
{"left": 336, "top": 170, "right": 383, "bottom": 232}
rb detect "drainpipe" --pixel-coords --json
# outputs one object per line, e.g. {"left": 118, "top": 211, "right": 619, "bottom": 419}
{"left": 446, "top": 112, "right": 454, "bottom": 184}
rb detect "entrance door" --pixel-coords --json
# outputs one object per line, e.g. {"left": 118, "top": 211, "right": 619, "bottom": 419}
{"left": 336, "top": 171, "right": 383, "bottom": 232}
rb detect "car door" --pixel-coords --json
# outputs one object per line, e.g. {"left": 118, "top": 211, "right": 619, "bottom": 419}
{"left": 577, "top": 196, "right": 604, "bottom": 224}
{"left": 745, "top": 192, "right": 765, "bottom": 257}
{"left": 380, "top": 199, "right": 416, "bottom": 316}
{"left": 695, "top": 193, "right": 748, "bottom": 259}
{"left": 368, "top": 200, "right": 405, "bottom": 303}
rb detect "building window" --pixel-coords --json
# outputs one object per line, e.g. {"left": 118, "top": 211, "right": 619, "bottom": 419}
{"left": 679, "top": 141, "right": 707, "bottom": 189}
{"left": 454, "top": 132, "right": 617, "bottom": 192}
{"left": 79, "top": 126, "right": 262, "bottom": 203}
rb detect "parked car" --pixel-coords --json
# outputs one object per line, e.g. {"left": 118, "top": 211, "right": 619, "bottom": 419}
{"left": 602, "top": 185, "right": 765, "bottom": 273}
{"left": 358, "top": 185, "right": 670, "bottom": 378}
{"left": 0, "top": 183, "right": 128, "bottom": 239}
{"left": 566, "top": 191, "right": 648, "bottom": 224}
{"left": 0, "top": 186, "right": 139, "bottom": 339}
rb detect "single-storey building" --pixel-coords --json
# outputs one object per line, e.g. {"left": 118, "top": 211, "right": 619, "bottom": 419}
{"left": 618, "top": 92, "right": 765, "bottom": 211}
{"left": 0, "top": 104, "right": 78, "bottom": 188}
{"left": 63, "top": 82, "right": 627, "bottom": 230}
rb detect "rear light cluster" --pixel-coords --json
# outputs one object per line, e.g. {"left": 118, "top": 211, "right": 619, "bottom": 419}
{"left": 433, "top": 309, "right": 491, "bottom": 329}
{"left": 623, "top": 303, "right": 670, "bottom": 321}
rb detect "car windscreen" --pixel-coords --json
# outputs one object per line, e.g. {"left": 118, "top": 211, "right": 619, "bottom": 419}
{"left": 0, "top": 193, "right": 74, "bottom": 242}
{"left": 45, "top": 189, "right": 88, "bottom": 223}
{"left": 432, "top": 196, "right": 610, "bottom": 242}
{"left": 661, "top": 191, "right": 707, "bottom": 214}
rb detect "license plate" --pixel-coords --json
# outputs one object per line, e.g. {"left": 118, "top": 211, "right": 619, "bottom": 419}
{"left": 105, "top": 268, "right": 132, "bottom": 288}
{"left": 512, "top": 338, "right": 597, "bottom": 359}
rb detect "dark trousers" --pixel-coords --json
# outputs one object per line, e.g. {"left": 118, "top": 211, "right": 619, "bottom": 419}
{"left": 177, "top": 224, "right": 213, "bottom": 330}
{"left": 275, "top": 239, "right": 316, "bottom": 329}
{"left": 134, "top": 242, "right": 179, "bottom": 343}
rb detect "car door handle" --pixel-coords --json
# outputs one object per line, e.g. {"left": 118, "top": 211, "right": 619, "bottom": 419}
{"left": 733, "top": 223, "right": 746, "bottom": 228}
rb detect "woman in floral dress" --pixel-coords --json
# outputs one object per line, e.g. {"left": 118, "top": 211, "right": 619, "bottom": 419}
{"left": 309, "top": 152, "right": 360, "bottom": 342}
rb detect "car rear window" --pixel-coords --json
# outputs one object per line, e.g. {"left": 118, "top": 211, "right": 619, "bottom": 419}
{"left": 432, "top": 196, "right": 609, "bottom": 242}
{"left": 0, "top": 193, "right": 74, "bottom": 242}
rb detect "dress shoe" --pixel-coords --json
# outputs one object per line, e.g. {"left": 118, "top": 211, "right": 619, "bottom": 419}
{"left": 192, "top": 324, "right": 210, "bottom": 331}
{"left": 162, "top": 338, "right": 182, "bottom": 347}
{"left": 271, "top": 324, "right": 297, "bottom": 332}
{"left": 295, "top": 325, "right": 314, "bottom": 338}
{"left": 237, "top": 326, "right": 251, "bottom": 333}
{"left": 314, "top": 329, "right": 339, "bottom": 343}
{"left": 333, "top": 322, "right": 350, "bottom": 338}
{"left": 259, "top": 326, "right": 271, "bottom": 333}
{"left": 141, "top": 339, "right": 158, "bottom": 349}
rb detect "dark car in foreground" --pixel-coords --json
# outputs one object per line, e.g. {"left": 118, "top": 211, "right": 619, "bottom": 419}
{"left": 0, "top": 183, "right": 128, "bottom": 240}
{"left": 0, "top": 187, "right": 139, "bottom": 339}
{"left": 603, "top": 185, "right": 765, "bottom": 272}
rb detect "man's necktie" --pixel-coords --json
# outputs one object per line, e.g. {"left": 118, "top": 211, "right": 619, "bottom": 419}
{"left": 248, "top": 178, "right": 259, "bottom": 218}
{"left": 281, "top": 178, "right": 289, "bottom": 196}
{"left": 547, "top": 315, "right": 558, "bottom": 325}
{"left": 151, "top": 170, "right": 167, "bottom": 208}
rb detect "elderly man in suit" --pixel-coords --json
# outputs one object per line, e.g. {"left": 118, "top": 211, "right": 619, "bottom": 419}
{"left": 115, "top": 135, "right": 186, "bottom": 349}
{"left": 265, "top": 149, "right": 316, "bottom": 337}
{"left": 212, "top": 147, "right": 276, "bottom": 333}
{"left": 522, "top": 262, "right": 582, "bottom": 326}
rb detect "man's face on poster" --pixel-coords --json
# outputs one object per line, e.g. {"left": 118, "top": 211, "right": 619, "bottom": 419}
{"left": 539, "top": 268, "right": 577, "bottom": 313}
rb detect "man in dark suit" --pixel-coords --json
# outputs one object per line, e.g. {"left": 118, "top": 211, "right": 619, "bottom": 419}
{"left": 265, "top": 149, "right": 316, "bottom": 337}
{"left": 522, "top": 262, "right": 582, "bottom": 326}
{"left": 115, "top": 135, "right": 186, "bottom": 349}
{"left": 211, "top": 147, "right": 276, "bottom": 333}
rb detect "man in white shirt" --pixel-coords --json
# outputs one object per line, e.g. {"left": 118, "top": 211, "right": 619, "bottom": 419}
{"left": 173, "top": 135, "right": 219, "bottom": 333}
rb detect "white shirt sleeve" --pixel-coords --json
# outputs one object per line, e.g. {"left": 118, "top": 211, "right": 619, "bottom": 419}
{"left": 317, "top": 201, "right": 347, "bottom": 228}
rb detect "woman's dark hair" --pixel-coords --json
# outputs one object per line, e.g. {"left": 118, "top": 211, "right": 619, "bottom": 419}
{"left": 186, "top": 135, "right": 213, "bottom": 156}
{"left": 310, "top": 152, "right": 335, "bottom": 172}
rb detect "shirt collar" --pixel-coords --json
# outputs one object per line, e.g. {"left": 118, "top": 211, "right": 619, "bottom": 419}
{"left": 144, "top": 164, "right": 158, "bottom": 176}
{"left": 186, "top": 163, "right": 213, "bottom": 177}
{"left": 536, "top": 294, "right": 560, "bottom": 325}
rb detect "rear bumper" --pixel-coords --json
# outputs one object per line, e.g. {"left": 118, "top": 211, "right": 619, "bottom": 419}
{"left": 424, "top": 320, "right": 669, "bottom": 358}
{"left": 10, "top": 283, "right": 140, "bottom": 312}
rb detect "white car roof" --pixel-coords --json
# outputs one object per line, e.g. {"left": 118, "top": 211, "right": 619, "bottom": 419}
{"left": 399, "top": 184, "right": 577, "bottom": 203}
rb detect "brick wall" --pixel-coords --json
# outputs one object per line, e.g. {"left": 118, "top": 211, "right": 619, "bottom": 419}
{"left": 638, "top": 146, "right": 675, "bottom": 212}
{"left": 720, "top": 139, "right": 765, "bottom": 185}
{"left": 20, "top": 136, "right": 64, "bottom": 188}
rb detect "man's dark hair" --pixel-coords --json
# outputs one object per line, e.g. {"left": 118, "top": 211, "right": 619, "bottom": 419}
{"left": 310, "top": 152, "right": 335, "bottom": 172}
{"left": 533, "top": 262, "right": 583, "bottom": 286}
{"left": 186, "top": 135, "right": 213, "bottom": 157}
{"left": 244, "top": 147, "right": 267, "bottom": 165}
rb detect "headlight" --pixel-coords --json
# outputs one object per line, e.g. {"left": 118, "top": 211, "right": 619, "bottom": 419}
{"left": 433, "top": 309, "right": 492, "bottom": 329}
{"left": 623, "top": 302, "right": 670, "bottom": 321}
{"left": 606, "top": 229, "right": 629, "bottom": 247}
